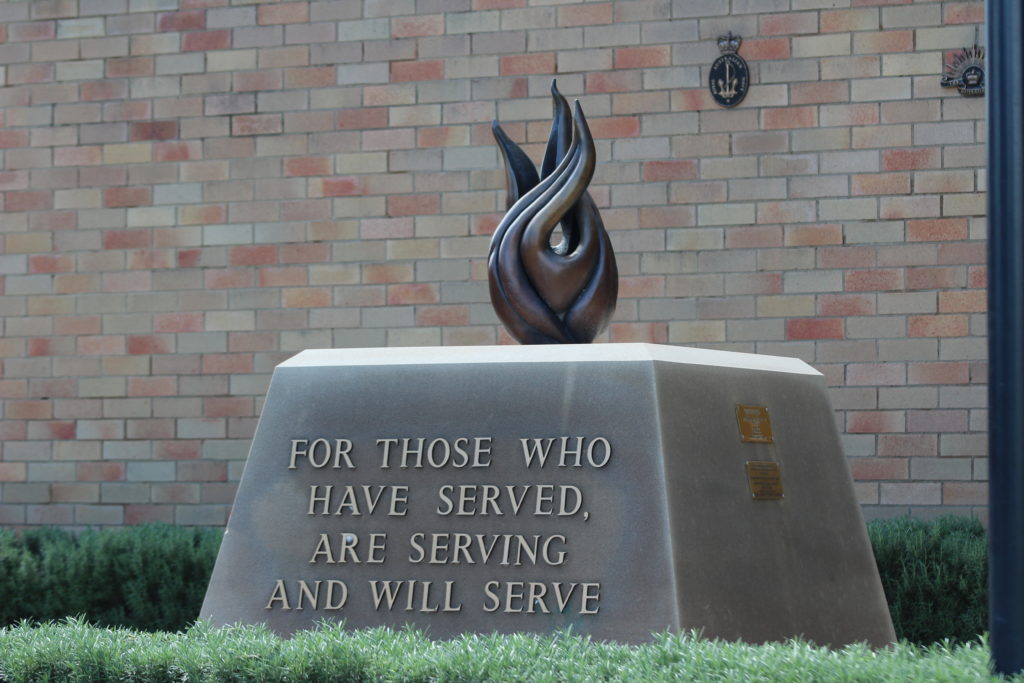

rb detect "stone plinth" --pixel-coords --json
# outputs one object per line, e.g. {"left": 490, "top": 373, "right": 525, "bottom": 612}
{"left": 201, "top": 344, "right": 895, "bottom": 646}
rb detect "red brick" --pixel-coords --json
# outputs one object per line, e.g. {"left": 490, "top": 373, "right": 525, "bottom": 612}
{"left": 313, "top": 176, "right": 364, "bottom": 197}
{"left": 280, "top": 243, "right": 328, "bottom": 263}
{"left": 54, "top": 146, "right": 102, "bottom": 166}
{"left": 155, "top": 142, "right": 199, "bottom": 161}
{"left": 743, "top": 38, "right": 791, "bottom": 61}
{"left": 558, "top": 3, "right": 612, "bottom": 26}
{"left": 588, "top": 116, "right": 640, "bottom": 139}
{"left": 847, "top": 411, "right": 904, "bottom": 434}
{"left": 127, "top": 377, "right": 177, "bottom": 396}
{"left": 818, "top": 246, "right": 875, "bottom": 269}
{"left": 205, "top": 268, "right": 254, "bottom": 289}
{"left": 54, "top": 316, "right": 101, "bottom": 336}
{"left": 786, "top": 225, "right": 843, "bottom": 246}
{"left": 107, "top": 56, "right": 154, "bottom": 78}
{"left": 605, "top": 322, "right": 667, "bottom": 344}
{"left": 10, "top": 21, "right": 56, "bottom": 42}
{"left": 388, "top": 194, "right": 440, "bottom": 217}
{"left": 882, "top": 148, "right": 940, "bottom": 171}
{"left": 157, "top": 10, "right": 206, "bottom": 32}
{"left": 183, "top": 30, "right": 230, "bottom": 52}
{"left": 937, "top": 242, "right": 983, "bottom": 266}
{"left": 126, "top": 335, "right": 173, "bottom": 355}
{"left": 205, "top": 397, "right": 252, "bottom": 418}
{"left": 286, "top": 66, "right": 335, "bottom": 88}
{"left": 417, "top": 305, "right": 470, "bottom": 326}
{"left": 760, "top": 13, "right": 818, "bottom": 36}
{"left": 908, "top": 315, "right": 968, "bottom": 338}
{"left": 856, "top": 30, "right": 913, "bottom": 53}
{"left": 337, "top": 107, "right": 388, "bottom": 129}
{"left": 944, "top": 3, "right": 984, "bottom": 24}
{"left": 500, "top": 53, "right": 556, "bottom": 76}
{"left": 791, "top": 81, "right": 848, "bottom": 105}
{"left": 847, "top": 362, "right": 905, "bottom": 386}
{"left": 231, "top": 114, "right": 282, "bottom": 136}
{"left": 786, "top": 318, "right": 844, "bottom": 340}
{"left": 81, "top": 81, "right": 127, "bottom": 102}
{"left": 234, "top": 70, "right": 282, "bottom": 91}
{"left": 202, "top": 353, "right": 253, "bottom": 374}
{"left": 643, "top": 160, "right": 697, "bottom": 182}
{"left": 284, "top": 156, "right": 331, "bottom": 176}
{"left": 29, "top": 255, "right": 74, "bottom": 274}
{"left": 6, "top": 190, "right": 51, "bottom": 211}
{"left": 125, "top": 505, "right": 174, "bottom": 525}
{"left": 586, "top": 70, "right": 641, "bottom": 94}
{"left": 392, "top": 15, "right": 444, "bottom": 38}
{"left": 103, "top": 187, "right": 151, "bottom": 208}
{"left": 130, "top": 121, "right": 178, "bottom": 141}
{"left": 229, "top": 245, "right": 278, "bottom": 266}
{"left": 906, "top": 219, "right": 968, "bottom": 242}
{"left": 7, "top": 400, "right": 52, "bottom": 420}
{"left": 155, "top": 441, "right": 202, "bottom": 460}
{"left": 179, "top": 462, "right": 227, "bottom": 482}
{"left": 258, "top": 2, "right": 308, "bottom": 24}
{"left": 78, "top": 462, "right": 125, "bottom": 482}
{"left": 104, "top": 230, "right": 151, "bottom": 249}
{"left": 391, "top": 59, "right": 444, "bottom": 82}
{"left": 282, "top": 287, "right": 331, "bottom": 307}
{"left": 905, "top": 266, "right": 959, "bottom": 290}
{"left": 939, "top": 291, "right": 986, "bottom": 313}
{"left": 852, "top": 173, "right": 910, "bottom": 196}
{"left": 387, "top": 283, "right": 439, "bottom": 305}
{"left": 850, "top": 458, "right": 908, "bottom": 481}
{"left": 614, "top": 46, "right": 670, "bottom": 69}
{"left": 908, "top": 362, "right": 969, "bottom": 385}
{"left": 0, "top": 463, "right": 27, "bottom": 482}
{"left": 259, "top": 267, "right": 306, "bottom": 287}
{"left": 846, "top": 269, "right": 902, "bottom": 292}
{"left": 817, "top": 294, "right": 875, "bottom": 316}
{"left": 943, "top": 482, "right": 986, "bottom": 506}
{"left": 763, "top": 106, "right": 816, "bottom": 130}
{"left": 180, "top": 205, "right": 227, "bottom": 225}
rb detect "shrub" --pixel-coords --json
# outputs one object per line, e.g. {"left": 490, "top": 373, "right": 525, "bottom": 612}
{"left": 0, "top": 516, "right": 989, "bottom": 645}
{"left": 867, "top": 515, "right": 987, "bottom": 645}
{"left": 0, "top": 524, "right": 221, "bottom": 632}
{"left": 0, "top": 619, "right": 1012, "bottom": 683}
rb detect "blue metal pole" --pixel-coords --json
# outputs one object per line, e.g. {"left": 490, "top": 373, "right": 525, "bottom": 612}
{"left": 987, "top": 0, "right": 1024, "bottom": 675}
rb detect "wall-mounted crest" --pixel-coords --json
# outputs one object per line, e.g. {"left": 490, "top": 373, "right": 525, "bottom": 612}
{"left": 941, "top": 45, "right": 985, "bottom": 97}
{"left": 709, "top": 32, "right": 749, "bottom": 108}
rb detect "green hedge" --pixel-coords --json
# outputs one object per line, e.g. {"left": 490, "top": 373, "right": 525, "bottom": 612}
{"left": 867, "top": 515, "right": 987, "bottom": 645}
{"left": 0, "top": 619, "right": 1011, "bottom": 683}
{"left": 0, "top": 516, "right": 989, "bottom": 644}
{"left": 0, "top": 524, "right": 219, "bottom": 632}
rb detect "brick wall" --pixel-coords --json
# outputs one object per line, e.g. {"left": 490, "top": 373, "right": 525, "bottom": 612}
{"left": 0, "top": 0, "right": 987, "bottom": 527}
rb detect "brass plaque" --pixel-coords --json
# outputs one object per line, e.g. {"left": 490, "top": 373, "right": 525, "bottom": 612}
{"left": 735, "top": 405, "right": 773, "bottom": 443}
{"left": 746, "top": 461, "right": 784, "bottom": 501}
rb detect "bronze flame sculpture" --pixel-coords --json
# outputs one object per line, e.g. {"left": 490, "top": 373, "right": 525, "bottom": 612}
{"left": 489, "top": 81, "right": 618, "bottom": 344}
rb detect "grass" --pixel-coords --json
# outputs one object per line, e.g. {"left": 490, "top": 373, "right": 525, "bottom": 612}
{"left": 0, "top": 618, "right": 1015, "bottom": 683}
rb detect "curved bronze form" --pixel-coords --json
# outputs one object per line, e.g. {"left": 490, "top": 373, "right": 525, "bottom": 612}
{"left": 489, "top": 82, "right": 618, "bottom": 344}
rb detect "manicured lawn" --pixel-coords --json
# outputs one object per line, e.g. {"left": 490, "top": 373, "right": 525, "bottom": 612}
{"left": 0, "top": 618, "right": 1014, "bottom": 682}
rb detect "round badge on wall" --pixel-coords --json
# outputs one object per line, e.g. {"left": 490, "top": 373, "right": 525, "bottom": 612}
{"left": 709, "top": 32, "right": 749, "bottom": 108}
{"left": 941, "top": 45, "right": 985, "bottom": 97}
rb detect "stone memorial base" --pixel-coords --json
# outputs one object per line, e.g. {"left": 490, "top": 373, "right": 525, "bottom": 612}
{"left": 201, "top": 344, "right": 895, "bottom": 646}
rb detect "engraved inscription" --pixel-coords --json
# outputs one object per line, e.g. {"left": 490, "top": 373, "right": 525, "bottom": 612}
{"left": 264, "top": 434, "right": 613, "bottom": 618}
{"left": 736, "top": 405, "right": 773, "bottom": 443}
{"left": 746, "top": 460, "right": 784, "bottom": 500}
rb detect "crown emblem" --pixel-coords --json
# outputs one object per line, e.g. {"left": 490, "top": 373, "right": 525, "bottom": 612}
{"left": 717, "top": 32, "right": 742, "bottom": 54}
{"left": 941, "top": 45, "right": 985, "bottom": 97}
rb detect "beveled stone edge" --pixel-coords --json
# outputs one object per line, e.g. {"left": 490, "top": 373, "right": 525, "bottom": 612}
{"left": 278, "top": 343, "right": 821, "bottom": 377}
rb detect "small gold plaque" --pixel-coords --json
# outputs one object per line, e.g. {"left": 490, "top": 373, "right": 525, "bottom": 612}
{"left": 746, "top": 461, "right": 784, "bottom": 500}
{"left": 736, "top": 405, "right": 773, "bottom": 443}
